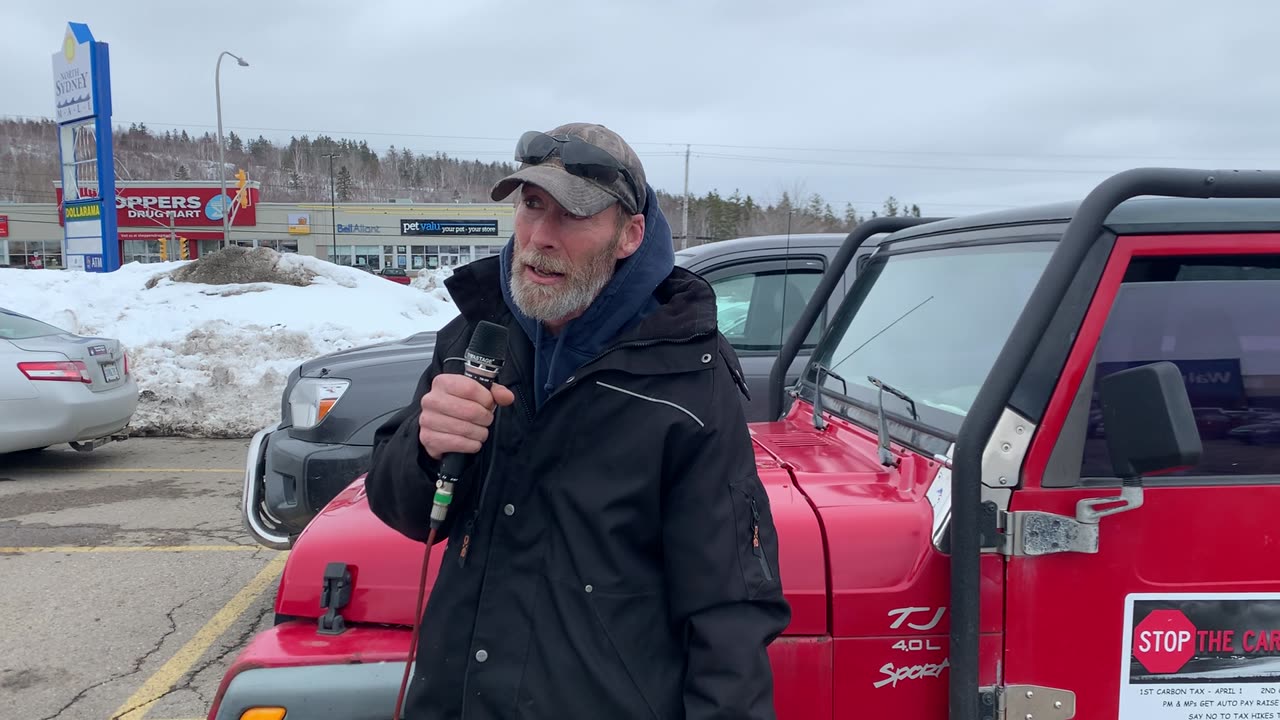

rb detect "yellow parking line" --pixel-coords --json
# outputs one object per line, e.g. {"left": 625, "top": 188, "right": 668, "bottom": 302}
{"left": 32, "top": 468, "right": 243, "bottom": 473}
{"left": 0, "top": 545, "right": 260, "bottom": 554}
{"left": 111, "top": 552, "right": 289, "bottom": 720}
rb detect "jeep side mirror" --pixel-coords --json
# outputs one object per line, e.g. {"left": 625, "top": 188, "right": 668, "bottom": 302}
{"left": 1098, "top": 361, "right": 1202, "bottom": 481}
{"left": 1076, "top": 361, "right": 1202, "bottom": 525}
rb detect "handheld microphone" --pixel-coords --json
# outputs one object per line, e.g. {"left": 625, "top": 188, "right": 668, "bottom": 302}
{"left": 429, "top": 320, "right": 508, "bottom": 531}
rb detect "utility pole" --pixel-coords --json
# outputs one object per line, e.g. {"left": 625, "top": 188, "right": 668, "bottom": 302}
{"left": 322, "top": 152, "right": 341, "bottom": 264}
{"left": 682, "top": 144, "right": 690, "bottom": 250}
{"left": 215, "top": 51, "right": 249, "bottom": 251}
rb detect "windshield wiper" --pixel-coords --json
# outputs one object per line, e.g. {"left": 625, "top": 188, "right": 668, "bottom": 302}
{"left": 867, "top": 375, "right": 919, "bottom": 466}
{"left": 810, "top": 362, "right": 848, "bottom": 429}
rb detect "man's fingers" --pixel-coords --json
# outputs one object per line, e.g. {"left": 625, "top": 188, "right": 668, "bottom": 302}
{"left": 422, "top": 412, "right": 490, "bottom": 444}
{"left": 418, "top": 376, "right": 513, "bottom": 461}
{"left": 425, "top": 391, "right": 495, "bottom": 427}
{"left": 419, "top": 427, "right": 482, "bottom": 459}
{"left": 491, "top": 383, "right": 516, "bottom": 407}
{"left": 433, "top": 374, "right": 497, "bottom": 410}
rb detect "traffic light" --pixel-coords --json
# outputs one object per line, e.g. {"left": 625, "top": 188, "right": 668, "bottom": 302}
{"left": 158, "top": 238, "right": 168, "bottom": 261}
{"left": 235, "top": 168, "right": 249, "bottom": 208}
{"left": 179, "top": 236, "right": 190, "bottom": 260}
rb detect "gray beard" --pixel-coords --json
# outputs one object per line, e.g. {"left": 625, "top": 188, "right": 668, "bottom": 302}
{"left": 509, "top": 234, "right": 622, "bottom": 324}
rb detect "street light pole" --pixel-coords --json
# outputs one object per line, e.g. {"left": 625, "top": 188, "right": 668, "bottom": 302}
{"left": 216, "top": 51, "right": 249, "bottom": 251}
{"left": 322, "top": 152, "right": 341, "bottom": 264}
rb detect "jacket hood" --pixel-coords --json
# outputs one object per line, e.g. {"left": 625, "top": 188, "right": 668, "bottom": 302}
{"left": 498, "top": 183, "right": 676, "bottom": 407}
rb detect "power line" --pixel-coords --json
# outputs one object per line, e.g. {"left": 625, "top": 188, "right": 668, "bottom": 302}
{"left": 691, "top": 151, "right": 1117, "bottom": 175}
{"left": 4, "top": 112, "right": 1269, "bottom": 164}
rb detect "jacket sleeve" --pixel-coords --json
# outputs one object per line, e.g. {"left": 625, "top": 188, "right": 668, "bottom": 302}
{"left": 365, "top": 321, "right": 476, "bottom": 545}
{"left": 662, "top": 345, "right": 793, "bottom": 720}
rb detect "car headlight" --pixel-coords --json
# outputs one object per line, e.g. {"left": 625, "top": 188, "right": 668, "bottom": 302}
{"left": 288, "top": 377, "right": 351, "bottom": 429}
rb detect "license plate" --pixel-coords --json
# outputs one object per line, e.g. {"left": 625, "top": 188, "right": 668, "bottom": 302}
{"left": 103, "top": 362, "right": 119, "bottom": 382}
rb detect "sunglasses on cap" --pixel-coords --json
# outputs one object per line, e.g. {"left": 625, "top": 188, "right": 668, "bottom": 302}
{"left": 515, "top": 130, "right": 642, "bottom": 214}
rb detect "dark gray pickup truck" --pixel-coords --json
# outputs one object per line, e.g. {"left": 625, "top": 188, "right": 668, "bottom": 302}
{"left": 242, "top": 231, "right": 881, "bottom": 549}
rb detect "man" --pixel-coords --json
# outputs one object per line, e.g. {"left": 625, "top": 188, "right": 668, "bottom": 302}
{"left": 365, "top": 122, "right": 791, "bottom": 720}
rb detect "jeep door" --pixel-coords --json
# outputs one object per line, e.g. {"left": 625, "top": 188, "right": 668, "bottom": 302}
{"left": 1002, "top": 233, "right": 1280, "bottom": 717}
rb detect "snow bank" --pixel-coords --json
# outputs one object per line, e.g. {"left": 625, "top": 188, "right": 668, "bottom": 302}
{"left": 0, "top": 248, "right": 460, "bottom": 438}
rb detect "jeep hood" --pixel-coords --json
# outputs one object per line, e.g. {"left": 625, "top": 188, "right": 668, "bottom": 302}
{"left": 273, "top": 441, "right": 829, "bottom": 635}
{"left": 749, "top": 410, "right": 981, "bottom": 639}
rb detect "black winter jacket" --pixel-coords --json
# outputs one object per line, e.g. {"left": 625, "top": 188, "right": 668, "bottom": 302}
{"left": 365, "top": 256, "right": 792, "bottom": 720}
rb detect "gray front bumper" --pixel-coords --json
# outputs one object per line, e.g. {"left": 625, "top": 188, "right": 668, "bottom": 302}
{"left": 242, "top": 422, "right": 292, "bottom": 550}
{"left": 213, "top": 661, "right": 412, "bottom": 719}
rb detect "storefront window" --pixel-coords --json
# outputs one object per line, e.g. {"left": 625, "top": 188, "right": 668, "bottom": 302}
{"left": 197, "top": 240, "right": 222, "bottom": 258}
{"left": 6, "top": 240, "right": 62, "bottom": 269}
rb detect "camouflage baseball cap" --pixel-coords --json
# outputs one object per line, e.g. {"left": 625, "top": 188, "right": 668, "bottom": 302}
{"left": 490, "top": 122, "right": 647, "bottom": 217}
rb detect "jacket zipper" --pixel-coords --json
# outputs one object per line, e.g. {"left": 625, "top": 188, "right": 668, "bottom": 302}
{"left": 458, "top": 467, "right": 493, "bottom": 568}
{"left": 458, "top": 410, "right": 503, "bottom": 568}
{"left": 745, "top": 492, "right": 773, "bottom": 581}
{"left": 501, "top": 340, "right": 537, "bottom": 424}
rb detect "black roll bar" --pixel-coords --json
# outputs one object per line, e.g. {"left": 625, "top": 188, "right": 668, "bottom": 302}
{"left": 949, "top": 168, "right": 1280, "bottom": 720}
{"left": 765, "top": 216, "right": 946, "bottom": 421}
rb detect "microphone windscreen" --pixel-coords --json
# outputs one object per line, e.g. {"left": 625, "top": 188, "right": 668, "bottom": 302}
{"left": 467, "top": 320, "right": 508, "bottom": 364}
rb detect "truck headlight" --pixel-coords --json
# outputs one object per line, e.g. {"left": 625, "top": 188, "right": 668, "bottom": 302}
{"left": 289, "top": 377, "right": 351, "bottom": 429}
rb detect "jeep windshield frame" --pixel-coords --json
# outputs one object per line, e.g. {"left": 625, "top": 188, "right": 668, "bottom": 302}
{"left": 794, "top": 234, "right": 1060, "bottom": 454}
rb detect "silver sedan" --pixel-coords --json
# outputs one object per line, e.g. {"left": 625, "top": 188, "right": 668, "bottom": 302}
{"left": 0, "top": 307, "right": 139, "bottom": 455}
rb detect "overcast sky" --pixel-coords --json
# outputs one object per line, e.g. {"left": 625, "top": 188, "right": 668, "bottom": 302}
{"left": 5, "top": 0, "right": 1279, "bottom": 218}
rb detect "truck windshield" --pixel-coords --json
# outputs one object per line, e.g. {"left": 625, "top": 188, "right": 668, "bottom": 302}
{"left": 811, "top": 240, "right": 1057, "bottom": 436}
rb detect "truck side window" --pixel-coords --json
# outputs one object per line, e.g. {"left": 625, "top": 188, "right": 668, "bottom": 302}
{"left": 709, "top": 268, "right": 824, "bottom": 353}
{"left": 1073, "top": 255, "right": 1280, "bottom": 481}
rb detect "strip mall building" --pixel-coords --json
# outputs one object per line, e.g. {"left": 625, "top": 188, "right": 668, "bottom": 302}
{"left": 0, "top": 180, "right": 514, "bottom": 271}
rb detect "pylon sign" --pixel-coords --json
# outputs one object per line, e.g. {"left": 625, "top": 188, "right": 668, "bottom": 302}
{"left": 53, "top": 22, "right": 120, "bottom": 272}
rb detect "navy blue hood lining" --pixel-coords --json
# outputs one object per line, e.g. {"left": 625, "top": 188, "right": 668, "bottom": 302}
{"left": 498, "top": 183, "right": 676, "bottom": 409}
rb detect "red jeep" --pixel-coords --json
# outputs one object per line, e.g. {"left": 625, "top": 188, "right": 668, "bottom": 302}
{"left": 212, "top": 168, "right": 1280, "bottom": 720}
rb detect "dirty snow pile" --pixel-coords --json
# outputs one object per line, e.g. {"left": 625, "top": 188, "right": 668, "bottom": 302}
{"left": 0, "top": 247, "right": 461, "bottom": 438}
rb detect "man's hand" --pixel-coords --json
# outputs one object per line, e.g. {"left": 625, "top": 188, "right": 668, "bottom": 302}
{"left": 419, "top": 373, "right": 515, "bottom": 460}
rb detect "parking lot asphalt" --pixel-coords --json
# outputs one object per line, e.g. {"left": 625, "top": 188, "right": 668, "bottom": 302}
{"left": 1, "top": 437, "right": 280, "bottom": 720}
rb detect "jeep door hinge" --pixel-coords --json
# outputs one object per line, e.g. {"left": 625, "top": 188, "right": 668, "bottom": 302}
{"left": 1001, "top": 483, "right": 1145, "bottom": 557}
{"left": 318, "top": 561, "right": 352, "bottom": 635}
{"left": 980, "top": 684, "right": 1076, "bottom": 720}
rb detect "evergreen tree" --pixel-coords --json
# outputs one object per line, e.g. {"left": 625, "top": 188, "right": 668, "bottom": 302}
{"left": 336, "top": 166, "right": 354, "bottom": 201}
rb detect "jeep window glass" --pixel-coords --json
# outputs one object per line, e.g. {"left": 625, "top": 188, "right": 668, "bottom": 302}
{"left": 814, "top": 241, "right": 1055, "bottom": 434}
{"left": 1081, "top": 255, "right": 1280, "bottom": 479}
{"left": 0, "top": 309, "right": 65, "bottom": 339}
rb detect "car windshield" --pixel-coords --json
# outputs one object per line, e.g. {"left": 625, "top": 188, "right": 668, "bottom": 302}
{"left": 810, "top": 240, "right": 1057, "bottom": 436}
{"left": 0, "top": 309, "right": 65, "bottom": 339}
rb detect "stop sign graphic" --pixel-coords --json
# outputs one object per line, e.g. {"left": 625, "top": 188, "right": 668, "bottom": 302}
{"left": 1133, "top": 609, "right": 1197, "bottom": 674}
